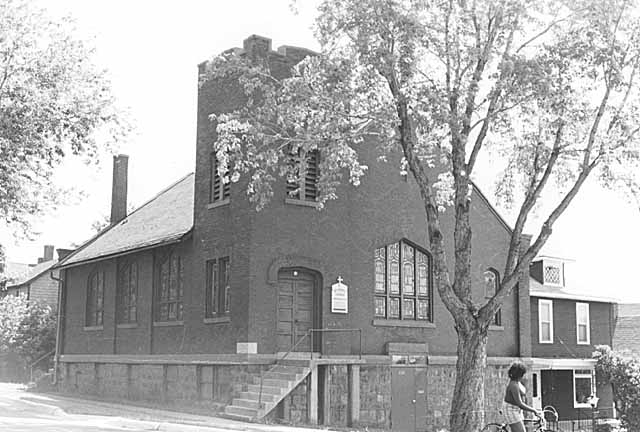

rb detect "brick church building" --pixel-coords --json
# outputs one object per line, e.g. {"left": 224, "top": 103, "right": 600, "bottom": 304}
{"left": 54, "top": 35, "right": 539, "bottom": 431}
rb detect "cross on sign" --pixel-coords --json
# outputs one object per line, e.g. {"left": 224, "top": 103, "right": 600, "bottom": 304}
{"left": 336, "top": 276, "right": 344, "bottom": 284}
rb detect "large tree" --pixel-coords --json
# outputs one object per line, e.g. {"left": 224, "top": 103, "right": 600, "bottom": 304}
{"left": 0, "top": 0, "right": 127, "bottom": 237}
{"left": 203, "top": 1, "right": 640, "bottom": 430}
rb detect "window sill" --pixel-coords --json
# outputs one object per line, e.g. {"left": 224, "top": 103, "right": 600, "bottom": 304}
{"left": 204, "top": 316, "right": 231, "bottom": 324}
{"left": 153, "top": 320, "right": 184, "bottom": 327}
{"left": 83, "top": 326, "right": 103, "bottom": 331}
{"left": 373, "top": 319, "right": 435, "bottom": 328}
{"left": 539, "top": 340, "right": 553, "bottom": 344}
{"left": 489, "top": 325, "right": 504, "bottom": 331}
{"left": 577, "top": 341, "right": 591, "bottom": 345}
{"left": 285, "top": 198, "right": 319, "bottom": 208}
{"left": 207, "top": 199, "right": 230, "bottom": 209}
{"left": 117, "top": 323, "right": 138, "bottom": 329}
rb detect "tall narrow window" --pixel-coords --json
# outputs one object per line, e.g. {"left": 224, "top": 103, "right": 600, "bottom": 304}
{"left": 286, "top": 149, "right": 319, "bottom": 202}
{"left": 576, "top": 302, "right": 590, "bottom": 345}
{"left": 538, "top": 299, "right": 554, "bottom": 343}
{"left": 210, "top": 153, "right": 230, "bottom": 204}
{"left": 117, "top": 261, "right": 138, "bottom": 324}
{"left": 156, "top": 253, "right": 184, "bottom": 322}
{"left": 205, "top": 257, "right": 231, "bottom": 317}
{"left": 86, "top": 270, "right": 104, "bottom": 327}
{"left": 484, "top": 269, "right": 501, "bottom": 326}
{"left": 374, "top": 240, "right": 432, "bottom": 322}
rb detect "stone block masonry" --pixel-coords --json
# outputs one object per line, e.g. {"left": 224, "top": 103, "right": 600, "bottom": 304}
{"left": 58, "top": 361, "right": 270, "bottom": 415}
{"left": 58, "top": 359, "right": 515, "bottom": 429}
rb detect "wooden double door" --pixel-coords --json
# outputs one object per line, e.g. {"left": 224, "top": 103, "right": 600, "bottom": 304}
{"left": 277, "top": 268, "right": 321, "bottom": 352}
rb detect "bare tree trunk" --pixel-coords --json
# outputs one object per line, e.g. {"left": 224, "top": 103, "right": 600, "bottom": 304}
{"left": 449, "top": 324, "right": 489, "bottom": 432}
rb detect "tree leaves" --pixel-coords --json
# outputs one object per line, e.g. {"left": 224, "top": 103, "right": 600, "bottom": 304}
{"left": 0, "top": 0, "right": 129, "bottom": 236}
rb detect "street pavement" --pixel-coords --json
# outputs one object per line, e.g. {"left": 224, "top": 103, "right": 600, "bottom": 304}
{"left": 0, "top": 383, "right": 334, "bottom": 432}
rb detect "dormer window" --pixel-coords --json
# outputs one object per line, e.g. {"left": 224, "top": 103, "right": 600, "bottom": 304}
{"left": 543, "top": 260, "right": 564, "bottom": 287}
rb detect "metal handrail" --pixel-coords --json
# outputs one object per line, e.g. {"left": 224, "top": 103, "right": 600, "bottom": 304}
{"left": 309, "top": 328, "right": 363, "bottom": 360}
{"left": 29, "top": 349, "right": 55, "bottom": 383}
{"left": 257, "top": 327, "right": 364, "bottom": 409}
{"left": 258, "top": 331, "right": 312, "bottom": 408}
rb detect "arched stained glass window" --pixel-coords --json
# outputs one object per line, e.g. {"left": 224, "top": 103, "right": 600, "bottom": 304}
{"left": 374, "top": 240, "right": 432, "bottom": 322}
{"left": 86, "top": 270, "right": 104, "bottom": 327}
{"left": 484, "top": 269, "right": 501, "bottom": 326}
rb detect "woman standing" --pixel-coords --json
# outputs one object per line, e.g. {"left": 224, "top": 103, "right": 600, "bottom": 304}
{"left": 503, "top": 362, "right": 541, "bottom": 432}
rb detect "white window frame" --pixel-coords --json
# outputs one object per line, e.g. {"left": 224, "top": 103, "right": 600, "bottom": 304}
{"left": 538, "top": 299, "right": 554, "bottom": 343}
{"left": 573, "top": 369, "right": 595, "bottom": 408}
{"left": 576, "top": 302, "right": 590, "bottom": 345}
{"left": 543, "top": 259, "right": 564, "bottom": 287}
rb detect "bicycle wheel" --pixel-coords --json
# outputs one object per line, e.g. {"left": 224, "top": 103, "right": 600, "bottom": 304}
{"left": 481, "top": 423, "right": 508, "bottom": 432}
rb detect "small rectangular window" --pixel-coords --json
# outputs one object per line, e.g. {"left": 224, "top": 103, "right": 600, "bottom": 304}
{"left": 543, "top": 260, "right": 564, "bottom": 286}
{"left": 206, "top": 257, "right": 231, "bottom": 317}
{"left": 538, "top": 299, "right": 554, "bottom": 343}
{"left": 576, "top": 303, "right": 590, "bottom": 345}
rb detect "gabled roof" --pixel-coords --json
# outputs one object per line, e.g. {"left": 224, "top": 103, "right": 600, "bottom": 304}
{"left": 529, "top": 277, "right": 617, "bottom": 303}
{"left": 618, "top": 303, "right": 640, "bottom": 317}
{"left": 7, "top": 259, "right": 57, "bottom": 288}
{"left": 57, "top": 173, "right": 194, "bottom": 268}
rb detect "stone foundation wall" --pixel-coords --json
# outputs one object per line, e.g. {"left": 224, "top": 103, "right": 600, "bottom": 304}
{"left": 58, "top": 362, "right": 268, "bottom": 413}
{"left": 58, "top": 360, "right": 513, "bottom": 430}
{"left": 359, "top": 365, "right": 391, "bottom": 428}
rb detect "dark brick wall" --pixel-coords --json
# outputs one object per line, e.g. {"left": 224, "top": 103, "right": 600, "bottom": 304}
{"left": 61, "top": 36, "right": 521, "bottom": 359}
{"left": 245, "top": 138, "right": 518, "bottom": 356}
{"left": 530, "top": 298, "right": 614, "bottom": 358}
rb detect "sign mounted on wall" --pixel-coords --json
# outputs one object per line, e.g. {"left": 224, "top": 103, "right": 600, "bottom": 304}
{"left": 331, "top": 276, "right": 348, "bottom": 314}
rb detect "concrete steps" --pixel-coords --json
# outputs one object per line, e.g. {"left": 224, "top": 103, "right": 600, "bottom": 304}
{"left": 223, "top": 363, "right": 311, "bottom": 422}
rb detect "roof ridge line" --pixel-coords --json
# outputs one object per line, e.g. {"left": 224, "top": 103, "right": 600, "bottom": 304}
{"left": 55, "top": 172, "right": 194, "bottom": 268}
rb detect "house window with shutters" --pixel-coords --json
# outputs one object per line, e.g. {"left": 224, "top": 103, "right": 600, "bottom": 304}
{"left": 205, "top": 257, "right": 230, "bottom": 319}
{"left": 117, "top": 261, "right": 138, "bottom": 324}
{"left": 155, "top": 252, "right": 184, "bottom": 323}
{"left": 210, "top": 153, "right": 230, "bottom": 205}
{"left": 484, "top": 269, "right": 502, "bottom": 327}
{"left": 286, "top": 149, "right": 319, "bottom": 204}
{"left": 374, "top": 240, "right": 432, "bottom": 322}
{"left": 86, "top": 269, "right": 104, "bottom": 328}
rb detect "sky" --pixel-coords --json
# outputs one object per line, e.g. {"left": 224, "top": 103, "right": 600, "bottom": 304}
{"left": 2, "top": 0, "right": 640, "bottom": 302}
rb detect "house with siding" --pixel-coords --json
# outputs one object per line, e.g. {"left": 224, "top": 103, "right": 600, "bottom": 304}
{"left": 528, "top": 256, "right": 617, "bottom": 425}
{"left": 613, "top": 303, "right": 640, "bottom": 356}
{"left": 54, "top": 35, "right": 536, "bottom": 432}
{"left": 1, "top": 245, "right": 61, "bottom": 309}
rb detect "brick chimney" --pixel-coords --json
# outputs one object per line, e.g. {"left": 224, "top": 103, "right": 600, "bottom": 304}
{"left": 110, "top": 154, "right": 129, "bottom": 225}
{"left": 43, "top": 245, "right": 54, "bottom": 262}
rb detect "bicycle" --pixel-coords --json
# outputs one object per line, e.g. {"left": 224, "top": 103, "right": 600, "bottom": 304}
{"left": 481, "top": 406, "right": 560, "bottom": 432}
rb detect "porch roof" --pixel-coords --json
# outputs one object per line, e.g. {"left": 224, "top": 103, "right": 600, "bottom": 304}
{"left": 530, "top": 357, "right": 596, "bottom": 369}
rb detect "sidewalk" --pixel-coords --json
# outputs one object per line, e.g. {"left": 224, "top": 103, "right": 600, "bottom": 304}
{"left": 20, "top": 388, "right": 338, "bottom": 432}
